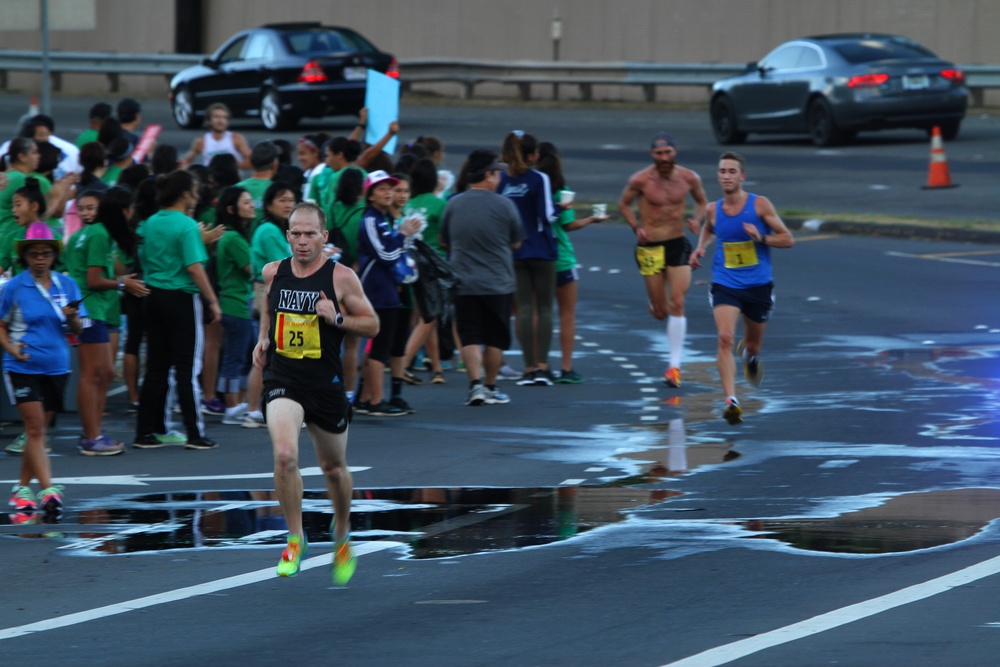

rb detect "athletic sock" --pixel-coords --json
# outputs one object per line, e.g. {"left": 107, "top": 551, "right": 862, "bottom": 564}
{"left": 391, "top": 377, "right": 403, "bottom": 398}
{"left": 667, "top": 316, "right": 686, "bottom": 369}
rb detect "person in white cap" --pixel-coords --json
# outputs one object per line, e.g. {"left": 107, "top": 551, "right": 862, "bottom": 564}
{"left": 353, "top": 170, "right": 422, "bottom": 416}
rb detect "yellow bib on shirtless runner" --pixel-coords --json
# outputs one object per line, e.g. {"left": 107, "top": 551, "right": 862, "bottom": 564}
{"left": 635, "top": 245, "right": 666, "bottom": 276}
{"left": 274, "top": 311, "right": 322, "bottom": 359}
{"left": 722, "top": 240, "right": 759, "bottom": 269}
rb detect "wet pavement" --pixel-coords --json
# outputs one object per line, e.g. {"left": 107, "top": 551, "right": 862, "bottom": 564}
{"left": 3, "top": 191, "right": 1000, "bottom": 663}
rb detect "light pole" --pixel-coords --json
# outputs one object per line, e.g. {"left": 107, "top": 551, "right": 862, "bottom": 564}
{"left": 551, "top": 10, "right": 562, "bottom": 101}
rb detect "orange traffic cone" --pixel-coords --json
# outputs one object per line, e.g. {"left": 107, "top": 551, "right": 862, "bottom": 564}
{"left": 921, "top": 126, "right": 958, "bottom": 189}
{"left": 27, "top": 97, "right": 38, "bottom": 116}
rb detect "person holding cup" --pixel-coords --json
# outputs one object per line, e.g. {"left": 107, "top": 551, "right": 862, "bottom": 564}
{"left": 536, "top": 142, "right": 609, "bottom": 384}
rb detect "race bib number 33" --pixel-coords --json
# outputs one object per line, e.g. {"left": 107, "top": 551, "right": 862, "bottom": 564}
{"left": 275, "top": 312, "right": 321, "bottom": 359}
{"left": 722, "top": 240, "right": 759, "bottom": 269}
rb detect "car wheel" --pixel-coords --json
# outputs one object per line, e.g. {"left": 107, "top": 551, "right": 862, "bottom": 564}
{"left": 260, "top": 90, "right": 298, "bottom": 132}
{"left": 171, "top": 87, "right": 199, "bottom": 130}
{"left": 711, "top": 97, "right": 747, "bottom": 145}
{"left": 808, "top": 98, "right": 849, "bottom": 147}
{"left": 933, "top": 120, "right": 961, "bottom": 141}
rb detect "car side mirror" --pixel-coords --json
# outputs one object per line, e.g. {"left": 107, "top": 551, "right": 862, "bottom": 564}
{"left": 744, "top": 61, "right": 758, "bottom": 74}
{"left": 201, "top": 57, "right": 217, "bottom": 68}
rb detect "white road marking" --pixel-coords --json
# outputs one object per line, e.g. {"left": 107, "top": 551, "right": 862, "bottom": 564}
{"left": 663, "top": 553, "right": 1000, "bottom": 666}
{"left": 0, "top": 540, "right": 403, "bottom": 640}
{"left": 886, "top": 250, "right": 1000, "bottom": 268}
{"left": 559, "top": 479, "right": 585, "bottom": 486}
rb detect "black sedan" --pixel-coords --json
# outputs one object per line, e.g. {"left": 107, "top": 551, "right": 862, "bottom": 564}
{"left": 169, "top": 22, "right": 398, "bottom": 131}
{"left": 709, "top": 33, "right": 968, "bottom": 146}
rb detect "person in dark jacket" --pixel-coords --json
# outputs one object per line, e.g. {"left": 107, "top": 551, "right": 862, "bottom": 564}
{"left": 354, "top": 171, "right": 421, "bottom": 416}
{"left": 498, "top": 131, "right": 560, "bottom": 386}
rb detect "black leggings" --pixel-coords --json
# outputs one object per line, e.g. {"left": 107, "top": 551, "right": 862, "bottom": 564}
{"left": 514, "top": 259, "right": 555, "bottom": 368}
{"left": 135, "top": 287, "right": 205, "bottom": 439}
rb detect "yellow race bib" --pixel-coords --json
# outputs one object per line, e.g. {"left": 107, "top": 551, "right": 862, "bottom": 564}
{"left": 274, "top": 312, "right": 322, "bottom": 359}
{"left": 635, "top": 245, "right": 666, "bottom": 276}
{"left": 722, "top": 240, "right": 759, "bottom": 269}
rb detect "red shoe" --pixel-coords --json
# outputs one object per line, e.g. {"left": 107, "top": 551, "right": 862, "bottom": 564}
{"left": 663, "top": 367, "right": 681, "bottom": 388}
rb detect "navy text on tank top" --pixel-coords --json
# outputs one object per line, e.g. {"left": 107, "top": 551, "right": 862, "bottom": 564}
{"left": 264, "top": 258, "right": 346, "bottom": 390}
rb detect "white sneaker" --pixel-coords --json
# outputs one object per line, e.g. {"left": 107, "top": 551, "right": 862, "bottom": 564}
{"left": 465, "top": 384, "right": 487, "bottom": 406}
{"left": 484, "top": 388, "right": 510, "bottom": 405}
{"left": 222, "top": 403, "right": 248, "bottom": 425}
{"left": 497, "top": 364, "right": 521, "bottom": 380}
{"left": 241, "top": 411, "right": 265, "bottom": 428}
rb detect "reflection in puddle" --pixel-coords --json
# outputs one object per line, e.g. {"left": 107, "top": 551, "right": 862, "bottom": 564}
{"left": 742, "top": 488, "right": 1000, "bottom": 554}
{"left": 0, "top": 487, "right": 663, "bottom": 559}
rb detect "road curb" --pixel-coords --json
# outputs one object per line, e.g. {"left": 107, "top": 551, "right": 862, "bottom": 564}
{"left": 786, "top": 219, "right": 1000, "bottom": 245}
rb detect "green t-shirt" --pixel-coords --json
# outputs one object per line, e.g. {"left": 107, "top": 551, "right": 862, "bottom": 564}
{"left": 309, "top": 166, "right": 367, "bottom": 227}
{"left": 404, "top": 193, "right": 447, "bottom": 256}
{"left": 64, "top": 223, "right": 117, "bottom": 323}
{"left": 137, "top": 210, "right": 208, "bottom": 293}
{"left": 75, "top": 129, "right": 99, "bottom": 148}
{"left": 0, "top": 171, "right": 52, "bottom": 242}
{"left": 250, "top": 221, "right": 290, "bottom": 282}
{"left": 216, "top": 229, "right": 252, "bottom": 319}
{"left": 101, "top": 165, "right": 122, "bottom": 186}
{"left": 329, "top": 200, "right": 364, "bottom": 264}
{"left": 237, "top": 177, "right": 273, "bottom": 234}
{"left": 554, "top": 187, "right": 578, "bottom": 273}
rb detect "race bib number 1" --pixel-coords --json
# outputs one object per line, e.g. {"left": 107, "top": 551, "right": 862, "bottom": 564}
{"left": 722, "top": 240, "right": 759, "bottom": 269}
{"left": 274, "top": 312, "right": 321, "bottom": 359}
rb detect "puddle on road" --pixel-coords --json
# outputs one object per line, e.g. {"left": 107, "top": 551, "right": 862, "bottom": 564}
{"left": 0, "top": 486, "right": 663, "bottom": 558}
{"left": 740, "top": 488, "right": 1000, "bottom": 554}
{"left": 5, "top": 486, "right": 1000, "bottom": 559}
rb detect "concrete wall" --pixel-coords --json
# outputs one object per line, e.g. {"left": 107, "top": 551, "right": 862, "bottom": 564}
{"left": 2, "top": 0, "right": 997, "bottom": 103}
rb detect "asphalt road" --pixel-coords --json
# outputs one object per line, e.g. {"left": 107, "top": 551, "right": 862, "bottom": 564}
{"left": 2, "top": 95, "right": 1000, "bottom": 666}
{"left": 2, "top": 92, "right": 999, "bottom": 222}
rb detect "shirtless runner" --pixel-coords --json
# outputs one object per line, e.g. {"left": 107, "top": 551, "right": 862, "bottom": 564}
{"left": 619, "top": 132, "right": 707, "bottom": 387}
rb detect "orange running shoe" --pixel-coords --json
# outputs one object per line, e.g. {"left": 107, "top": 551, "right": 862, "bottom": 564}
{"left": 663, "top": 367, "right": 681, "bottom": 388}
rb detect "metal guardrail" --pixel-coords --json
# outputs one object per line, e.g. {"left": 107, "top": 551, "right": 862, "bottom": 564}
{"left": 0, "top": 50, "right": 997, "bottom": 105}
{"left": 0, "top": 50, "right": 201, "bottom": 91}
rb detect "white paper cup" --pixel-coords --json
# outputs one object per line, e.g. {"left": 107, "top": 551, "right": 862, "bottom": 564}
{"left": 559, "top": 190, "right": 575, "bottom": 205}
{"left": 592, "top": 203, "right": 607, "bottom": 218}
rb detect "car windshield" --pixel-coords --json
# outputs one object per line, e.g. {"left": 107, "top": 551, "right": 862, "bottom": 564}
{"left": 283, "top": 29, "right": 375, "bottom": 55}
{"left": 833, "top": 38, "right": 936, "bottom": 64}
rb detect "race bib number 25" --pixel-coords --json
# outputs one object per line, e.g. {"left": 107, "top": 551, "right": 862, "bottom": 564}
{"left": 274, "top": 312, "right": 321, "bottom": 359}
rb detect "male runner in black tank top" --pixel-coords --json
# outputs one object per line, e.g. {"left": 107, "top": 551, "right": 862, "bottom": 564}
{"left": 252, "top": 202, "right": 379, "bottom": 583}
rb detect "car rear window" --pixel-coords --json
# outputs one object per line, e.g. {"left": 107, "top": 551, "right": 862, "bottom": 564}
{"left": 283, "top": 29, "right": 375, "bottom": 55}
{"left": 833, "top": 39, "right": 936, "bottom": 64}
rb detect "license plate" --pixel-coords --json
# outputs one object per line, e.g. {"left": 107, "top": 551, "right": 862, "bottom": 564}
{"left": 903, "top": 74, "right": 929, "bottom": 90}
{"left": 344, "top": 66, "right": 367, "bottom": 81}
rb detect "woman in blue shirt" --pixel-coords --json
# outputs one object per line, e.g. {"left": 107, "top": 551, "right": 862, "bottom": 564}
{"left": 0, "top": 219, "right": 85, "bottom": 521}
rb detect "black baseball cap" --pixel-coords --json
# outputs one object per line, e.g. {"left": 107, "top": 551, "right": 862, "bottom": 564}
{"left": 651, "top": 132, "right": 676, "bottom": 148}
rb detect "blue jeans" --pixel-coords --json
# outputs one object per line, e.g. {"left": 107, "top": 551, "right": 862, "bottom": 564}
{"left": 217, "top": 314, "right": 253, "bottom": 395}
